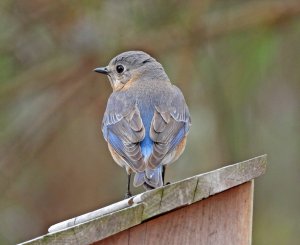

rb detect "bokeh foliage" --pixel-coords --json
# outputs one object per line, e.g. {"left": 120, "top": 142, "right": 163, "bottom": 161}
{"left": 0, "top": 1, "right": 300, "bottom": 244}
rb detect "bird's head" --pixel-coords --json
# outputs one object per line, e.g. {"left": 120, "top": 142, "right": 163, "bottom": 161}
{"left": 94, "top": 51, "right": 168, "bottom": 91}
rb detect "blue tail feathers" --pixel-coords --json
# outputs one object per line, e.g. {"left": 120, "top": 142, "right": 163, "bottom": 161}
{"left": 133, "top": 165, "right": 163, "bottom": 189}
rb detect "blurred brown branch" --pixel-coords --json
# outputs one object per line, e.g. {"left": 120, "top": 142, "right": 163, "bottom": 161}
{"left": 131, "top": 1, "right": 300, "bottom": 52}
{"left": 200, "top": 1, "right": 300, "bottom": 40}
{"left": 0, "top": 59, "right": 101, "bottom": 196}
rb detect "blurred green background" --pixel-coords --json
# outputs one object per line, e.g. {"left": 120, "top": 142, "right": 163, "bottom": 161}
{"left": 0, "top": 0, "right": 299, "bottom": 244}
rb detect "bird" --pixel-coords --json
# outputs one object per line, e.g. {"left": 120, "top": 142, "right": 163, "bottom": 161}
{"left": 94, "top": 51, "right": 191, "bottom": 197}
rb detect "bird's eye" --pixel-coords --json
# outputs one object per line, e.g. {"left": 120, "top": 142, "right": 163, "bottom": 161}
{"left": 116, "top": 65, "right": 124, "bottom": 74}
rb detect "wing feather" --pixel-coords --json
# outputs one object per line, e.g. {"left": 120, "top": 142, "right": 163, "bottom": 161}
{"left": 102, "top": 93, "right": 146, "bottom": 172}
{"left": 148, "top": 86, "right": 191, "bottom": 169}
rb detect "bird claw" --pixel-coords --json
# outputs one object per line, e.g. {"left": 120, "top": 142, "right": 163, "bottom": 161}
{"left": 124, "top": 192, "right": 132, "bottom": 199}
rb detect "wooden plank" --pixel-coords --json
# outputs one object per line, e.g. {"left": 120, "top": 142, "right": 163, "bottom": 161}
{"left": 193, "top": 155, "right": 265, "bottom": 202}
{"left": 48, "top": 196, "right": 142, "bottom": 233}
{"left": 96, "top": 181, "right": 254, "bottom": 245}
{"left": 140, "top": 177, "right": 198, "bottom": 219}
{"left": 21, "top": 204, "right": 144, "bottom": 245}
{"left": 92, "top": 229, "right": 129, "bottom": 245}
{"left": 140, "top": 155, "right": 265, "bottom": 220}
{"left": 19, "top": 155, "right": 266, "bottom": 245}
{"left": 128, "top": 223, "right": 147, "bottom": 244}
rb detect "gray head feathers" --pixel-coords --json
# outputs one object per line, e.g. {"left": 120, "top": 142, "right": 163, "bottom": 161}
{"left": 98, "top": 51, "right": 169, "bottom": 91}
{"left": 110, "top": 51, "right": 155, "bottom": 66}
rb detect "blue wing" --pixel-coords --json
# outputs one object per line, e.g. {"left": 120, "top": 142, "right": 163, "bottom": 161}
{"left": 148, "top": 85, "right": 191, "bottom": 169}
{"left": 102, "top": 93, "right": 146, "bottom": 172}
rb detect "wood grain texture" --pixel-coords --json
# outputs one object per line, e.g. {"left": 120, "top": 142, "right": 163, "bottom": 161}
{"left": 193, "top": 155, "right": 265, "bottom": 202}
{"left": 96, "top": 181, "right": 254, "bottom": 245}
{"left": 22, "top": 204, "right": 144, "bottom": 245}
{"left": 19, "top": 155, "right": 265, "bottom": 245}
{"left": 48, "top": 197, "right": 138, "bottom": 233}
{"left": 140, "top": 155, "right": 265, "bottom": 220}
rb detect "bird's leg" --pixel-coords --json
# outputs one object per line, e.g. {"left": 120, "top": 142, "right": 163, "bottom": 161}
{"left": 124, "top": 173, "right": 132, "bottom": 199}
{"left": 162, "top": 165, "right": 166, "bottom": 184}
{"left": 162, "top": 166, "right": 170, "bottom": 186}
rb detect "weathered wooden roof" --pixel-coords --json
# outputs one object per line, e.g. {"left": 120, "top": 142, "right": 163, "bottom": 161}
{"left": 19, "top": 155, "right": 267, "bottom": 245}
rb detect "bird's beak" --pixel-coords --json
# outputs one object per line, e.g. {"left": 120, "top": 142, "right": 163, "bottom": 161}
{"left": 94, "top": 67, "right": 109, "bottom": 75}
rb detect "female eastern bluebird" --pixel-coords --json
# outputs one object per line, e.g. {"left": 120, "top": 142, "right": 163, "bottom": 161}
{"left": 94, "top": 51, "right": 191, "bottom": 197}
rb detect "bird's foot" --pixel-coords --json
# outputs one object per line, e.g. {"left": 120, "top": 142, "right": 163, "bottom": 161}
{"left": 164, "top": 182, "right": 171, "bottom": 186}
{"left": 124, "top": 191, "right": 132, "bottom": 199}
